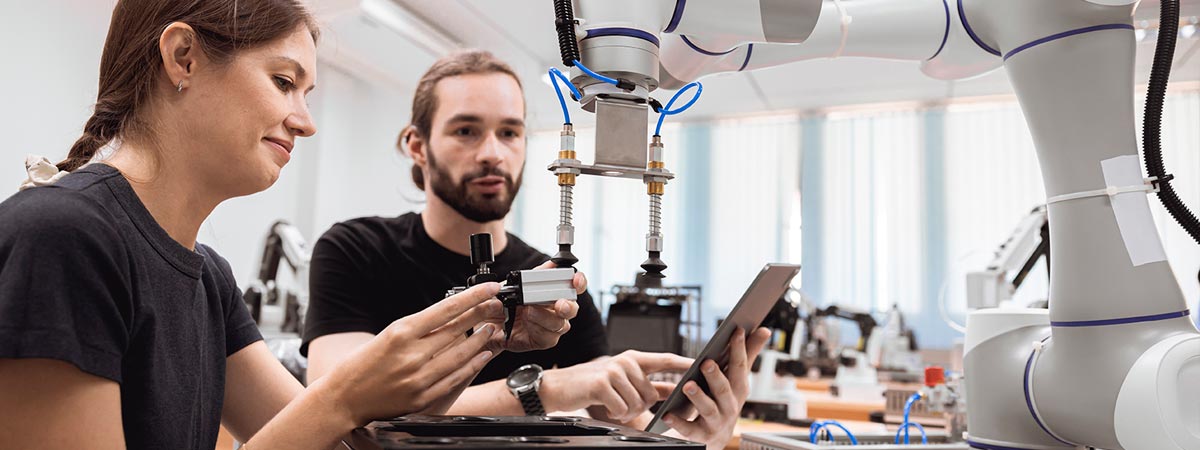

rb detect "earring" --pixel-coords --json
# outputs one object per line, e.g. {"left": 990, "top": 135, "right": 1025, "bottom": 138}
{"left": 177, "top": 80, "right": 184, "bottom": 92}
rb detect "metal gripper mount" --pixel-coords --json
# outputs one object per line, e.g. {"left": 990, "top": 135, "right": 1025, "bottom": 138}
{"left": 641, "top": 135, "right": 668, "bottom": 278}
{"left": 552, "top": 124, "right": 580, "bottom": 268}
{"left": 546, "top": 105, "right": 676, "bottom": 280}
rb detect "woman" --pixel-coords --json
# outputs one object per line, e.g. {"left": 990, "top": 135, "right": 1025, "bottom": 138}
{"left": 0, "top": 1, "right": 582, "bottom": 448}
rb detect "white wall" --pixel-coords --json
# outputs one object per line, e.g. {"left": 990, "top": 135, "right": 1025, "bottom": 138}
{"left": 0, "top": 1, "right": 424, "bottom": 288}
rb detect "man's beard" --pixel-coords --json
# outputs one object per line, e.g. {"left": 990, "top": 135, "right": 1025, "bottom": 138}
{"left": 426, "top": 148, "right": 523, "bottom": 223}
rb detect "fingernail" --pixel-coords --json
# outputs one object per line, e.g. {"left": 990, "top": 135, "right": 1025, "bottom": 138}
{"left": 685, "top": 385, "right": 697, "bottom": 395}
{"left": 481, "top": 324, "right": 495, "bottom": 335}
{"left": 703, "top": 363, "right": 715, "bottom": 373}
{"left": 663, "top": 415, "right": 674, "bottom": 424}
{"left": 479, "top": 351, "right": 493, "bottom": 360}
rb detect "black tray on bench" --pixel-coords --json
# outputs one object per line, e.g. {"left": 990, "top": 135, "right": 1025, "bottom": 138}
{"left": 344, "top": 415, "right": 703, "bottom": 449}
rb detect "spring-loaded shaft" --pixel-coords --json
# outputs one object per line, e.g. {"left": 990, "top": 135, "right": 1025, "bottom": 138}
{"left": 648, "top": 193, "right": 662, "bottom": 236}
{"left": 559, "top": 185, "right": 574, "bottom": 225}
{"left": 551, "top": 124, "right": 580, "bottom": 268}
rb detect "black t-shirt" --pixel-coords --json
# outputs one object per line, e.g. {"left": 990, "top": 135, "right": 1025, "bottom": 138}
{"left": 0, "top": 164, "right": 262, "bottom": 450}
{"left": 302, "top": 212, "right": 608, "bottom": 384}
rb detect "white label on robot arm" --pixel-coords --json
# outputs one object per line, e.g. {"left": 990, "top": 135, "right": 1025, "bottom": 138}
{"left": 1101, "top": 155, "right": 1168, "bottom": 266}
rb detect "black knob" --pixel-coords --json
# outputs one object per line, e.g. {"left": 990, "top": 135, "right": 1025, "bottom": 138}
{"left": 470, "top": 233, "right": 494, "bottom": 267}
{"left": 640, "top": 251, "right": 667, "bottom": 279}
{"left": 551, "top": 244, "right": 578, "bottom": 268}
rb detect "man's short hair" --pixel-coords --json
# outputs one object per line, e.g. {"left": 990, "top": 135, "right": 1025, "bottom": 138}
{"left": 401, "top": 49, "right": 523, "bottom": 190}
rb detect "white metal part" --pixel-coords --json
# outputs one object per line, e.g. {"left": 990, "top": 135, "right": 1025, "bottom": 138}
{"left": 515, "top": 268, "right": 578, "bottom": 305}
{"left": 964, "top": 308, "right": 1049, "bottom": 356}
{"left": 1114, "top": 334, "right": 1200, "bottom": 450}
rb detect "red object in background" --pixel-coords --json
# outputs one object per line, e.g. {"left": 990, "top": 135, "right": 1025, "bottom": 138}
{"left": 924, "top": 366, "right": 945, "bottom": 387}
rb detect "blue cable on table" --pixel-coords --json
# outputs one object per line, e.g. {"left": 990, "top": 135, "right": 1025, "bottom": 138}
{"left": 893, "top": 422, "right": 928, "bottom": 445}
{"left": 808, "top": 420, "right": 859, "bottom": 445}
{"left": 654, "top": 81, "right": 703, "bottom": 136}
{"left": 896, "top": 392, "right": 927, "bottom": 445}
{"left": 547, "top": 67, "right": 582, "bottom": 125}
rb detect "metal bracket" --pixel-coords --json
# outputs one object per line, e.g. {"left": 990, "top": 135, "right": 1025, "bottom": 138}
{"left": 548, "top": 160, "right": 675, "bottom": 181}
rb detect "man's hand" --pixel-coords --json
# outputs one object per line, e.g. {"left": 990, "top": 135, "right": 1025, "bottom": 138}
{"left": 486, "top": 260, "right": 587, "bottom": 353}
{"left": 661, "top": 327, "right": 772, "bottom": 450}
{"left": 540, "top": 350, "right": 694, "bottom": 423}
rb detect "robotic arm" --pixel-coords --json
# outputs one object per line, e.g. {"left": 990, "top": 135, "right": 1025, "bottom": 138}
{"left": 965, "top": 205, "right": 1050, "bottom": 309}
{"left": 244, "top": 221, "right": 312, "bottom": 335}
{"left": 553, "top": 1, "right": 1200, "bottom": 449}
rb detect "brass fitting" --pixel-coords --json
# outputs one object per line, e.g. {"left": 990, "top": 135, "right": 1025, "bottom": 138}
{"left": 647, "top": 182, "right": 665, "bottom": 195}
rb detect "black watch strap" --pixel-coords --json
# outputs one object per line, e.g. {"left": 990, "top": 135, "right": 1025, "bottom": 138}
{"left": 517, "top": 388, "right": 545, "bottom": 416}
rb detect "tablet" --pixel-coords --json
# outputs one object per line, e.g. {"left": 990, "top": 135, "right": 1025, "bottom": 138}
{"left": 646, "top": 263, "right": 801, "bottom": 434}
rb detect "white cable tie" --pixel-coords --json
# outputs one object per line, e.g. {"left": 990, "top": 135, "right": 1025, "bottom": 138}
{"left": 831, "top": 0, "right": 852, "bottom": 58}
{"left": 1045, "top": 176, "right": 1159, "bottom": 205}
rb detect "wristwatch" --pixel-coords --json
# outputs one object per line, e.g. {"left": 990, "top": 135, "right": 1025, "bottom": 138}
{"left": 506, "top": 364, "right": 546, "bottom": 416}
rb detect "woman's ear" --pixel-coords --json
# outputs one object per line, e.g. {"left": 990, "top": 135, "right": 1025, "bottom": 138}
{"left": 158, "top": 22, "right": 203, "bottom": 92}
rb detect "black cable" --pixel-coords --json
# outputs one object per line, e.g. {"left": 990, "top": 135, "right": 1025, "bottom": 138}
{"left": 1143, "top": 0, "right": 1200, "bottom": 245}
{"left": 553, "top": 0, "right": 580, "bottom": 67}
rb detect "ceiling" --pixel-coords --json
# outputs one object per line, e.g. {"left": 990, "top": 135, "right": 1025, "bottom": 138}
{"left": 315, "top": 0, "right": 1200, "bottom": 130}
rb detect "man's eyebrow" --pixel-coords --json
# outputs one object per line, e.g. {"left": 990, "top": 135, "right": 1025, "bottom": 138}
{"left": 501, "top": 118, "right": 526, "bottom": 127}
{"left": 446, "top": 114, "right": 484, "bottom": 124}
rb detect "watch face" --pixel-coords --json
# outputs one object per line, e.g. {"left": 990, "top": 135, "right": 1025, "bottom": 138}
{"left": 507, "top": 367, "right": 539, "bottom": 388}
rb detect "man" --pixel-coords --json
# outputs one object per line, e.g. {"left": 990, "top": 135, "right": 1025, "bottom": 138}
{"left": 302, "top": 50, "right": 768, "bottom": 449}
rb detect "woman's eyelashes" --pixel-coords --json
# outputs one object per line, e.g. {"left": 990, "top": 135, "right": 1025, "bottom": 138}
{"left": 273, "top": 75, "right": 296, "bottom": 93}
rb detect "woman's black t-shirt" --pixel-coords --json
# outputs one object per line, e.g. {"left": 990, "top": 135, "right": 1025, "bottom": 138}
{"left": 0, "top": 164, "right": 262, "bottom": 450}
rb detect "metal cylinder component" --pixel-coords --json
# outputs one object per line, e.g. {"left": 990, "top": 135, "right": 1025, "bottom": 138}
{"left": 647, "top": 182, "right": 665, "bottom": 195}
{"left": 557, "top": 225, "right": 575, "bottom": 245}
{"left": 558, "top": 173, "right": 577, "bottom": 186}
{"left": 648, "top": 135, "right": 664, "bottom": 161}
{"left": 469, "top": 233, "right": 494, "bottom": 271}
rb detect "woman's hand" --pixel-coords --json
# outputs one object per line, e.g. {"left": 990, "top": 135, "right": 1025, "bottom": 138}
{"left": 487, "top": 260, "right": 587, "bottom": 353}
{"left": 662, "top": 327, "right": 771, "bottom": 450}
{"left": 312, "top": 282, "right": 505, "bottom": 425}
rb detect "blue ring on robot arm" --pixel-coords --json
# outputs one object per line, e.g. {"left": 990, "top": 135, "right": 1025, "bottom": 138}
{"left": 584, "top": 27, "right": 660, "bottom": 47}
{"left": 1050, "top": 309, "right": 1190, "bottom": 327}
{"left": 665, "top": 0, "right": 687, "bottom": 33}
{"left": 680, "top": 35, "right": 736, "bottom": 56}
{"left": 929, "top": 0, "right": 951, "bottom": 60}
{"left": 957, "top": 0, "right": 1001, "bottom": 56}
{"left": 1003, "top": 23, "right": 1134, "bottom": 61}
{"left": 738, "top": 44, "right": 755, "bottom": 71}
{"left": 1021, "top": 336, "right": 1076, "bottom": 447}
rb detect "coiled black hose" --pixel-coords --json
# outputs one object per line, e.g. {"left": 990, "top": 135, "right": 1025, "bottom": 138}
{"left": 554, "top": 0, "right": 580, "bottom": 67}
{"left": 1143, "top": 0, "right": 1200, "bottom": 245}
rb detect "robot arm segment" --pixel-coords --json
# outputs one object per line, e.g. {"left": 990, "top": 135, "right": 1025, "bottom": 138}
{"left": 658, "top": 0, "right": 951, "bottom": 88}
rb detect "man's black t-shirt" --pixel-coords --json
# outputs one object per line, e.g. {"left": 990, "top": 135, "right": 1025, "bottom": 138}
{"left": 0, "top": 164, "right": 262, "bottom": 450}
{"left": 302, "top": 212, "right": 608, "bottom": 384}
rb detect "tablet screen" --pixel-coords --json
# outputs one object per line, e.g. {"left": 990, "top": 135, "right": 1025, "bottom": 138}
{"left": 645, "top": 263, "right": 801, "bottom": 434}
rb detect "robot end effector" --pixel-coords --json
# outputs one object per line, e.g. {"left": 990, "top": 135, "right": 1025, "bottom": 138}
{"left": 552, "top": 0, "right": 819, "bottom": 278}
{"left": 447, "top": 233, "right": 577, "bottom": 342}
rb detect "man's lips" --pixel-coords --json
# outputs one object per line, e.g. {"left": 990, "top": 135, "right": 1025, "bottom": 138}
{"left": 471, "top": 175, "right": 507, "bottom": 194}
